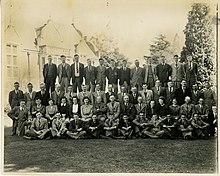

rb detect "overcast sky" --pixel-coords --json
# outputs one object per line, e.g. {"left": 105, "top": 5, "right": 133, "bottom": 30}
{"left": 3, "top": 0, "right": 216, "bottom": 60}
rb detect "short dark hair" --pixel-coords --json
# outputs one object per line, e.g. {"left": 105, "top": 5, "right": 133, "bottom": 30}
{"left": 27, "top": 83, "right": 33, "bottom": 86}
{"left": 60, "top": 55, "right": 66, "bottom": 58}
{"left": 99, "top": 58, "right": 104, "bottom": 61}
{"left": 48, "top": 98, "right": 54, "bottom": 103}
{"left": 14, "top": 82, "right": 19, "bottom": 85}
{"left": 174, "top": 55, "right": 178, "bottom": 57}
{"left": 82, "top": 96, "right": 90, "bottom": 102}
{"left": 74, "top": 54, "right": 79, "bottom": 57}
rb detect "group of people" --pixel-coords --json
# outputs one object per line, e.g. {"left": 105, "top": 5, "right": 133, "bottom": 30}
{"left": 7, "top": 54, "right": 217, "bottom": 140}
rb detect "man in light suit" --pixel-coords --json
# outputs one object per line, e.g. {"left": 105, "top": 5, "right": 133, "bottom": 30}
{"left": 57, "top": 55, "right": 71, "bottom": 92}
{"left": 171, "top": 55, "right": 184, "bottom": 88}
{"left": 24, "top": 112, "right": 51, "bottom": 140}
{"left": 107, "top": 95, "right": 120, "bottom": 121}
{"left": 8, "top": 99, "right": 29, "bottom": 136}
{"left": 155, "top": 56, "right": 172, "bottom": 87}
{"left": 71, "top": 54, "right": 84, "bottom": 93}
{"left": 117, "top": 85, "right": 128, "bottom": 104}
{"left": 51, "top": 84, "right": 65, "bottom": 105}
{"left": 9, "top": 82, "right": 24, "bottom": 109}
{"left": 24, "top": 83, "right": 36, "bottom": 113}
{"left": 64, "top": 85, "right": 77, "bottom": 105}
{"left": 118, "top": 59, "right": 131, "bottom": 92}
{"left": 84, "top": 58, "right": 96, "bottom": 92}
{"left": 183, "top": 54, "right": 198, "bottom": 89}
{"left": 130, "top": 60, "right": 145, "bottom": 91}
{"left": 180, "top": 96, "right": 195, "bottom": 119}
{"left": 96, "top": 58, "right": 107, "bottom": 91}
{"left": 35, "top": 83, "right": 50, "bottom": 106}
{"left": 43, "top": 55, "right": 57, "bottom": 93}
{"left": 139, "top": 83, "right": 153, "bottom": 105}
{"left": 78, "top": 84, "right": 94, "bottom": 105}
{"left": 144, "top": 56, "right": 156, "bottom": 89}
{"left": 92, "top": 84, "right": 107, "bottom": 104}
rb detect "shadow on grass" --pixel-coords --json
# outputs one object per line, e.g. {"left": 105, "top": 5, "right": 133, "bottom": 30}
{"left": 4, "top": 126, "right": 218, "bottom": 173}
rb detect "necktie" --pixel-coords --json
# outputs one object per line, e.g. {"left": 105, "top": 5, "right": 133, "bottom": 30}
{"left": 140, "top": 104, "right": 141, "bottom": 109}
{"left": 76, "top": 63, "right": 79, "bottom": 73}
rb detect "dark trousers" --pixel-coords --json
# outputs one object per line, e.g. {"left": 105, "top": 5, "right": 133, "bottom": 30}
{"left": 45, "top": 78, "right": 56, "bottom": 93}
{"left": 12, "top": 119, "right": 18, "bottom": 134}
{"left": 72, "top": 77, "right": 83, "bottom": 93}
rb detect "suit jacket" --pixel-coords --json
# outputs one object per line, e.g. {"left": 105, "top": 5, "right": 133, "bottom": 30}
{"left": 43, "top": 63, "right": 57, "bottom": 81}
{"left": 151, "top": 87, "right": 166, "bottom": 102}
{"left": 84, "top": 66, "right": 96, "bottom": 84}
{"left": 129, "top": 93, "right": 140, "bottom": 104}
{"left": 93, "top": 91, "right": 107, "bottom": 104}
{"left": 191, "top": 90, "right": 204, "bottom": 104}
{"left": 96, "top": 65, "right": 106, "bottom": 84}
{"left": 155, "top": 63, "right": 172, "bottom": 83}
{"left": 144, "top": 64, "right": 156, "bottom": 83}
{"left": 106, "top": 67, "right": 119, "bottom": 84}
{"left": 120, "top": 103, "right": 136, "bottom": 119}
{"left": 139, "top": 90, "right": 153, "bottom": 105}
{"left": 203, "top": 88, "right": 215, "bottom": 109}
{"left": 130, "top": 67, "right": 145, "bottom": 86}
{"left": 93, "top": 102, "right": 107, "bottom": 115}
{"left": 165, "top": 87, "right": 176, "bottom": 105}
{"left": 57, "top": 63, "right": 71, "bottom": 82}
{"left": 51, "top": 90, "right": 65, "bottom": 105}
{"left": 171, "top": 62, "right": 184, "bottom": 82}
{"left": 32, "top": 105, "right": 46, "bottom": 116}
{"left": 71, "top": 62, "right": 84, "bottom": 83}
{"left": 117, "top": 92, "right": 129, "bottom": 104}
{"left": 183, "top": 62, "right": 198, "bottom": 82}
{"left": 64, "top": 92, "right": 77, "bottom": 105}
{"left": 194, "top": 104, "right": 209, "bottom": 116}
{"left": 31, "top": 117, "right": 48, "bottom": 131}
{"left": 8, "top": 90, "right": 24, "bottom": 109}
{"left": 118, "top": 67, "right": 130, "bottom": 85}
{"left": 78, "top": 91, "right": 94, "bottom": 105}
{"left": 69, "top": 104, "right": 81, "bottom": 117}
{"left": 175, "top": 87, "right": 191, "bottom": 106}
{"left": 146, "top": 106, "right": 158, "bottom": 119}
{"left": 180, "top": 103, "right": 195, "bottom": 119}
{"left": 68, "top": 119, "right": 85, "bottom": 132}
{"left": 24, "top": 91, "right": 37, "bottom": 110}
{"left": 107, "top": 101, "right": 120, "bottom": 119}
{"left": 135, "top": 103, "right": 148, "bottom": 115}
{"left": 35, "top": 91, "right": 50, "bottom": 106}
{"left": 8, "top": 106, "right": 29, "bottom": 121}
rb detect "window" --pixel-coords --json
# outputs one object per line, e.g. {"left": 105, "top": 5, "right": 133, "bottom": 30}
{"left": 14, "top": 67, "right": 18, "bottom": 78}
{"left": 7, "top": 55, "right": 11, "bottom": 65}
{"left": 13, "top": 45, "right": 17, "bottom": 54}
{"left": 13, "top": 56, "right": 17, "bottom": 65}
{"left": 6, "top": 44, "right": 11, "bottom": 53}
{"left": 7, "top": 66, "right": 12, "bottom": 77}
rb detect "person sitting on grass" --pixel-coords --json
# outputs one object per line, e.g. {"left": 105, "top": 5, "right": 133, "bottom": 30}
{"left": 118, "top": 114, "right": 134, "bottom": 139}
{"left": 191, "top": 113, "right": 209, "bottom": 139}
{"left": 104, "top": 112, "right": 119, "bottom": 138}
{"left": 51, "top": 112, "right": 67, "bottom": 139}
{"left": 81, "top": 96, "right": 93, "bottom": 123}
{"left": 66, "top": 113, "right": 86, "bottom": 139}
{"left": 24, "top": 112, "right": 51, "bottom": 140}
{"left": 84, "top": 114, "right": 103, "bottom": 139}
{"left": 175, "top": 113, "right": 194, "bottom": 140}
{"left": 142, "top": 114, "right": 165, "bottom": 139}
{"left": 161, "top": 114, "right": 177, "bottom": 139}
{"left": 132, "top": 112, "right": 150, "bottom": 138}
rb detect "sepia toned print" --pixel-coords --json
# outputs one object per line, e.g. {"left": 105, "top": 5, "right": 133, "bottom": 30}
{"left": 2, "top": 0, "right": 218, "bottom": 174}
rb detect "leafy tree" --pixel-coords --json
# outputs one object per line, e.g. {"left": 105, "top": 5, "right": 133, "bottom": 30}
{"left": 149, "top": 34, "right": 171, "bottom": 64}
{"left": 181, "top": 3, "right": 215, "bottom": 83}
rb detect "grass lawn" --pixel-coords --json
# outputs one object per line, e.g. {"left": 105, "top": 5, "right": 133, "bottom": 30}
{"left": 4, "top": 127, "right": 217, "bottom": 173}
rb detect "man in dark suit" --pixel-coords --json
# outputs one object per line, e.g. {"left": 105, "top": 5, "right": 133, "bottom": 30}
{"left": 180, "top": 96, "right": 195, "bottom": 119}
{"left": 35, "top": 83, "right": 50, "bottom": 106}
{"left": 120, "top": 95, "right": 136, "bottom": 121}
{"left": 119, "top": 59, "right": 130, "bottom": 92}
{"left": 175, "top": 80, "right": 191, "bottom": 106}
{"left": 106, "top": 84, "right": 117, "bottom": 103}
{"left": 84, "top": 58, "right": 96, "bottom": 92}
{"left": 151, "top": 80, "right": 166, "bottom": 102}
{"left": 130, "top": 60, "right": 145, "bottom": 91}
{"left": 106, "top": 59, "right": 119, "bottom": 94}
{"left": 183, "top": 54, "right": 198, "bottom": 88}
{"left": 43, "top": 55, "right": 57, "bottom": 93}
{"left": 71, "top": 54, "right": 84, "bottom": 93}
{"left": 129, "top": 87, "right": 140, "bottom": 104}
{"left": 51, "top": 84, "right": 65, "bottom": 105}
{"left": 96, "top": 58, "right": 107, "bottom": 91}
{"left": 57, "top": 55, "right": 71, "bottom": 92}
{"left": 155, "top": 56, "right": 172, "bottom": 87}
{"left": 191, "top": 84, "right": 204, "bottom": 104}
{"left": 8, "top": 82, "right": 24, "bottom": 109}
{"left": 8, "top": 99, "right": 29, "bottom": 136}
{"left": 165, "top": 81, "right": 176, "bottom": 106}
{"left": 144, "top": 56, "right": 156, "bottom": 89}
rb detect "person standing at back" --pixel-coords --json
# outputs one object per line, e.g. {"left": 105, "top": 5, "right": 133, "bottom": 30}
{"left": 43, "top": 55, "right": 57, "bottom": 93}
{"left": 71, "top": 54, "right": 84, "bottom": 93}
{"left": 57, "top": 55, "right": 71, "bottom": 92}
{"left": 96, "top": 58, "right": 107, "bottom": 91}
{"left": 118, "top": 59, "right": 130, "bottom": 92}
{"left": 84, "top": 58, "right": 96, "bottom": 92}
{"left": 9, "top": 82, "right": 24, "bottom": 110}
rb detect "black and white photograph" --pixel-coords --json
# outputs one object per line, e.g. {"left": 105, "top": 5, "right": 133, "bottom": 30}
{"left": 1, "top": 0, "right": 219, "bottom": 174}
